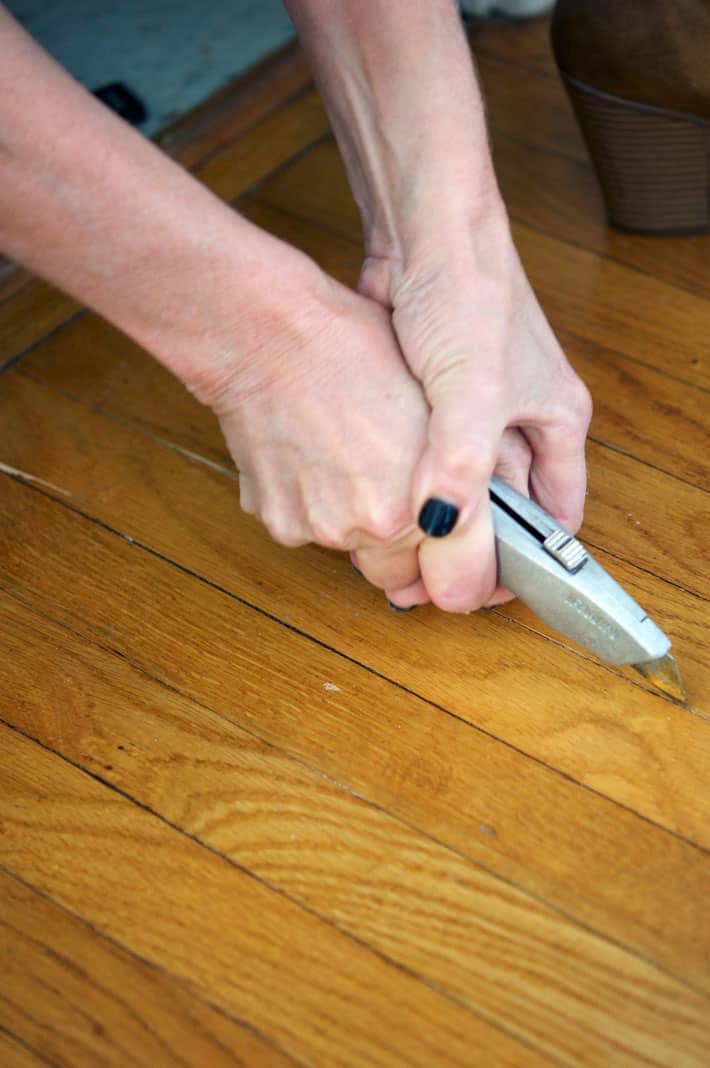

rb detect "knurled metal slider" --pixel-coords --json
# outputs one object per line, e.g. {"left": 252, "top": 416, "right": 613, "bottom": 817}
{"left": 542, "top": 529, "right": 589, "bottom": 573}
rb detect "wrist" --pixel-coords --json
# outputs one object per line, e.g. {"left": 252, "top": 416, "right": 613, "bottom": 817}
{"left": 141, "top": 212, "right": 334, "bottom": 413}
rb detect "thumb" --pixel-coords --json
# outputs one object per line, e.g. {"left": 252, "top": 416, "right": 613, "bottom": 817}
{"left": 413, "top": 372, "right": 503, "bottom": 537}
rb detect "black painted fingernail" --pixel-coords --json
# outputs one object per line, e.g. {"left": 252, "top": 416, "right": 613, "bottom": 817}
{"left": 418, "top": 498, "right": 459, "bottom": 537}
{"left": 387, "top": 600, "right": 413, "bottom": 613}
{"left": 352, "top": 562, "right": 364, "bottom": 578}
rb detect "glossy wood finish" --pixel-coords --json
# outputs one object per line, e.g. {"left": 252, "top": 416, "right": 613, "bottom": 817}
{"left": 1, "top": 18, "right": 708, "bottom": 1068}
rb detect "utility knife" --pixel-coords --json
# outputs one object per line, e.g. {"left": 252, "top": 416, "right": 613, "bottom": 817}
{"left": 490, "top": 476, "right": 686, "bottom": 702}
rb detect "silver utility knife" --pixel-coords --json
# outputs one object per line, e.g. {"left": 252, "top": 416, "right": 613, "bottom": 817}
{"left": 489, "top": 476, "right": 686, "bottom": 702}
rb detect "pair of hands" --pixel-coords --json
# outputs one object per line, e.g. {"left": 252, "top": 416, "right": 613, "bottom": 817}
{"left": 207, "top": 214, "right": 592, "bottom": 613}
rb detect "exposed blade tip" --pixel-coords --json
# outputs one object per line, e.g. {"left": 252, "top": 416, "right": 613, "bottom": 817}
{"left": 633, "top": 654, "right": 687, "bottom": 704}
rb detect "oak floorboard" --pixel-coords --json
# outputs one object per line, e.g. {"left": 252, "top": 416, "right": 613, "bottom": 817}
{"left": 191, "top": 88, "right": 329, "bottom": 205}
{"left": 0, "top": 725, "right": 556, "bottom": 1068}
{"left": 490, "top": 133, "right": 710, "bottom": 301}
{"left": 15, "top": 200, "right": 710, "bottom": 494}
{"left": 0, "top": 287, "right": 82, "bottom": 370}
{"left": 1, "top": 594, "right": 708, "bottom": 1068}
{"left": 0, "top": 872, "right": 294, "bottom": 1068}
{"left": 0, "top": 1030, "right": 54, "bottom": 1068}
{"left": 154, "top": 40, "right": 308, "bottom": 170}
{"left": 1, "top": 474, "right": 709, "bottom": 1001}
{"left": 467, "top": 13, "right": 554, "bottom": 74}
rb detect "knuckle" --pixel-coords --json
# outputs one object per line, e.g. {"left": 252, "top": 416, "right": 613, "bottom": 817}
{"left": 362, "top": 501, "right": 409, "bottom": 543}
{"left": 575, "top": 382, "right": 594, "bottom": 427}
{"left": 442, "top": 440, "right": 496, "bottom": 487}
{"left": 261, "top": 509, "right": 303, "bottom": 548}
{"left": 310, "top": 517, "right": 349, "bottom": 550}
{"left": 558, "top": 371, "right": 593, "bottom": 430}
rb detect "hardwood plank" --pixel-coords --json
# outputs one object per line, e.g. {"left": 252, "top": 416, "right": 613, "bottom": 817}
{"left": 467, "top": 13, "right": 555, "bottom": 74}
{"left": 0, "top": 1030, "right": 53, "bottom": 1068}
{"left": 0, "top": 476, "right": 708, "bottom": 998}
{"left": 251, "top": 140, "right": 710, "bottom": 392}
{"left": 0, "top": 872, "right": 293, "bottom": 1068}
{"left": 0, "top": 285, "right": 81, "bottom": 369}
{"left": 0, "top": 725, "right": 553, "bottom": 1068}
{"left": 490, "top": 132, "right": 710, "bottom": 301}
{"left": 0, "top": 260, "right": 30, "bottom": 305}
{"left": 475, "top": 51, "right": 588, "bottom": 163}
{"left": 15, "top": 200, "right": 709, "bottom": 494}
{"left": 513, "top": 223, "right": 710, "bottom": 394}
{"left": 559, "top": 330, "right": 709, "bottom": 490}
{"left": 155, "top": 41, "right": 308, "bottom": 169}
{"left": 192, "top": 89, "right": 329, "bottom": 205}
{"left": 2, "top": 594, "right": 708, "bottom": 1068}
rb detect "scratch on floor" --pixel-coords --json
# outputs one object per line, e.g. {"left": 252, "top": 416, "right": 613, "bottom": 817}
{"left": 0, "top": 460, "right": 72, "bottom": 497}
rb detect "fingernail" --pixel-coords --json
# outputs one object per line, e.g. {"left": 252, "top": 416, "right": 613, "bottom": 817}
{"left": 352, "top": 562, "right": 364, "bottom": 578}
{"left": 387, "top": 600, "right": 413, "bottom": 613}
{"left": 418, "top": 498, "right": 459, "bottom": 537}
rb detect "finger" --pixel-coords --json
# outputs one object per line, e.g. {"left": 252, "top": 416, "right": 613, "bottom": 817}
{"left": 355, "top": 528, "right": 423, "bottom": 592}
{"left": 418, "top": 490, "right": 497, "bottom": 613}
{"left": 525, "top": 405, "right": 591, "bottom": 535}
{"left": 238, "top": 472, "right": 258, "bottom": 515}
{"left": 385, "top": 576, "right": 430, "bottom": 610}
{"left": 413, "top": 371, "right": 504, "bottom": 540}
{"left": 481, "top": 428, "right": 533, "bottom": 608}
{"left": 493, "top": 428, "right": 533, "bottom": 497}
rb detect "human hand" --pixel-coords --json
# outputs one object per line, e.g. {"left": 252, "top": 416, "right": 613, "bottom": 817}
{"left": 193, "top": 270, "right": 431, "bottom": 593}
{"left": 357, "top": 212, "right": 593, "bottom": 612}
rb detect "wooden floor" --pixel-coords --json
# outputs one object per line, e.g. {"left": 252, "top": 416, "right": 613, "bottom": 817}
{"left": 1, "top": 17, "right": 709, "bottom": 1068}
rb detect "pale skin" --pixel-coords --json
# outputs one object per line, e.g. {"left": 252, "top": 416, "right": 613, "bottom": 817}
{"left": 0, "top": 1, "right": 592, "bottom": 611}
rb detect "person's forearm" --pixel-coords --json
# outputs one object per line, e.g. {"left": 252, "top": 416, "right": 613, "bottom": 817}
{"left": 285, "top": 0, "right": 504, "bottom": 262}
{"left": 0, "top": 6, "right": 323, "bottom": 398}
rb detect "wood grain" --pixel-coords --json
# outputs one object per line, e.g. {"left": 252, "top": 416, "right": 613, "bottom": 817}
{"left": 1, "top": 594, "right": 708, "bottom": 1068}
{"left": 1, "top": 475, "right": 708, "bottom": 1002}
{"left": 0, "top": 872, "right": 294, "bottom": 1068}
{"left": 0, "top": 1030, "right": 52, "bottom": 1068}
{"left": 155, "top": 40, "right": 308, "bottom": 169}
{"left": 1, "top": 725, "right": 554, "bottom": 1068}
{"left": 192, "top": 90, "right": 329, "bottom": 205}
{"left": 467, "top": 13, "right": 554, "bottom": 73}
{"left": 0, "top": 285, "right": 81, "bottom": 369}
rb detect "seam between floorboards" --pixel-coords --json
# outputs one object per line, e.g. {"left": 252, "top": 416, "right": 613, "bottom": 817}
{"left": 4, "top": 579, "right": 709, "bottom": 1004}
{"left": 0, "top": 307, "right": 87, "bottom": 377}
{"left": 188, "top": 81, "right": 317, "bottom": 176}
{"left": 2, "top": 469, "right": 708, "bottom": 853}
{"left": 0, "top": 1022, "right": 62, "bottom": 1068}
{"left": 0, "top": 867, "right": 305, "bottom": 1068}
{"left": 1, "top": 720, "right": 570, "bottom": 1068}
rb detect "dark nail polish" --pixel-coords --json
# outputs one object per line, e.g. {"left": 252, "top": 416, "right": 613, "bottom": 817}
{"left": 352, "top": 562, "right": 364, "bottom": 578}
{"left": 387, "top": 600, "right": 413, "bottom": 613}
{"left": 418, "top": 498, "right": 459, "bottom": 537}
